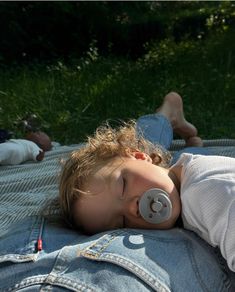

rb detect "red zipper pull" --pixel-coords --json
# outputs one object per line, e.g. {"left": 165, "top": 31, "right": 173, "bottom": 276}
{"left": 37, "top": 239, "right": 43, "bottom": 251}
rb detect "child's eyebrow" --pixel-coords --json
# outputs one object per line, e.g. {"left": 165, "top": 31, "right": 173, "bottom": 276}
{"left": 103, "top": 162, "right": 121, "bottom": 185}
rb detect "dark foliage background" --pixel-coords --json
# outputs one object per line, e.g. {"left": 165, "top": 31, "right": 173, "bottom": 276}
{"left": 1, "top": 1, "right": 234, "bottom": 63}
{"left": 0, "top": 1, "right": 235, "bottom": 144}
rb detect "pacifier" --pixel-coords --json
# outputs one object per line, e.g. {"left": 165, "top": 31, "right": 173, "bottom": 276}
{"left": 139, "top": 188, "right": 172, "bottom": 224}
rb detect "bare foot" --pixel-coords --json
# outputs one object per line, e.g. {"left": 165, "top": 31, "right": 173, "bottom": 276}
{"left": 157, "top": 92, "right": 199, "bottom": 141}
{"left": 185, "top": 136, "right": 203, "bottom": 147}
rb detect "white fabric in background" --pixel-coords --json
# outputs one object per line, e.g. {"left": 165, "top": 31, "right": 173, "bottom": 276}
{"left": 0, "top": 139, "right": 42, "bottom": 165}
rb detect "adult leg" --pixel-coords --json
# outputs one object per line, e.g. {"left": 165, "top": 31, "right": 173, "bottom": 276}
{"left": 136, "top": 92, "right": 202, "bottom": 149}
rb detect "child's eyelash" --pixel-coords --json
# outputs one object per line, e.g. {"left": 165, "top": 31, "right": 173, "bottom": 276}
{"left": 122, "top": 177, "right": 126, "bottom": 227}
{"left": 123, "top": 177, "right": 126, "bottom": 194}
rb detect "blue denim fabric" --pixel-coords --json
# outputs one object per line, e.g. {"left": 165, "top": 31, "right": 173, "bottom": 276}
{"left": 0, "top": 216, "right": 233, "bottom": 291}
{"left": 137, "top": 113, "right": 173, "bottom": 149}
{"left": 137, "top": 113, "right": 212, "bottom": 164}
{"left": 171, "top": 147, "right": 211, "bottom": 164}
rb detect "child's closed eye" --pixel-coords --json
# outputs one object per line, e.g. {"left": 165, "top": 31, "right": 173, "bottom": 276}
{"left": 122, "top": 177, "right": 126, "bottom": 196}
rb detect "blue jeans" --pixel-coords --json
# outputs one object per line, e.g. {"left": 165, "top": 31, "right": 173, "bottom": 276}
{"left": 0, "top": 216, "right": 233, "bottom": 291}
{"left": 0, "top": 114, "right": 235, "bottom": 291}
{"left": 137, "top": 113, "right": 211, "bottom": 164}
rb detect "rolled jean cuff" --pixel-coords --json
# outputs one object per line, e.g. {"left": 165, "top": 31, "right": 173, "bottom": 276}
{"left": 136, "top": 113, "right": 173, "bottom": 149}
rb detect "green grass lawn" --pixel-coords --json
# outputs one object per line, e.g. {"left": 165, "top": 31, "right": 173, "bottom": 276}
{"left": 0, "top": 28, "right": 235, "bottom": 144}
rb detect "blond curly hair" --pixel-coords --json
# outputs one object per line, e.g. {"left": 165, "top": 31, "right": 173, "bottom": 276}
{"left": 59, "top": 120, "right": 171, "bottom": 229}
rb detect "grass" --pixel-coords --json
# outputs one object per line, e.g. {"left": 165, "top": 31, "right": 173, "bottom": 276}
{"left": 0, "top": 28, "right": 235, "bottom": 144}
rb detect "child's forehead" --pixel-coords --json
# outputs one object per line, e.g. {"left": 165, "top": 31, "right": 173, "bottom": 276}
{"left": 84, "top": 158, "right": 124, "bottom": 194}
{"left": 91, "top": 157, "right": 125, "bottom": 182}
{"left": 98, "top": 157, "right": 123, "bottom": 175}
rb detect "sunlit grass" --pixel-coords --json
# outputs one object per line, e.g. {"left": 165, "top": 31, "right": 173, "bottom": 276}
{"left": 0, "top": 29, "right": 235, "bottom": 144}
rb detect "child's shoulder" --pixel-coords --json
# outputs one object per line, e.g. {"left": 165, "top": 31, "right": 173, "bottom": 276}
{"left": 175, "top": 153, "right": 235, "bottom": 167}
{"left": 175, "top": 153, "right": 235, "bottom": 184}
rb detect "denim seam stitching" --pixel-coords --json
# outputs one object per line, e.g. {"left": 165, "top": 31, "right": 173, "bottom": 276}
{"left": 82, "top": 251, "right": 170, "bottom": 292}
{"left": 81, "top": 231, "right": 122, "bottom": 257}
{"left": 6, "top": 275, "right": 96, "bottom": 292}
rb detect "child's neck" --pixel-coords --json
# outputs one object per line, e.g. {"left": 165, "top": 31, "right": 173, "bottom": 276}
{"left": 167, "top": 165, "right": 182, "bottom": 193}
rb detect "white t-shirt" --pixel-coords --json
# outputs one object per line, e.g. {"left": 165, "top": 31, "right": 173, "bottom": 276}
{"left": 175, "top": 153, "right": 235, "bottom": 272}
{"left": 0, "top": 139, "right": 42, "bottom": 165}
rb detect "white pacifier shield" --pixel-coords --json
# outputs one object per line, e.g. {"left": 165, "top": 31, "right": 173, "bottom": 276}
{"left": 139, "top": 188, "right": 172, "bottom": 224}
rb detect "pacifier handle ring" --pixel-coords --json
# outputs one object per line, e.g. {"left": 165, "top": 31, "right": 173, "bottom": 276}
{"left": 139, "top": 188, "right": 172, "bottom": 224}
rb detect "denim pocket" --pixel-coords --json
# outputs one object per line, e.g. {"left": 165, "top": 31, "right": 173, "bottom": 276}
{"left": 79, "top": 230, "right": 171, "bottom": 292}
{"left": 79, "top": 229, "right": 229, "bottom": 292}
{"left": 0, "top": 216, "right": 44, "bottom": 263}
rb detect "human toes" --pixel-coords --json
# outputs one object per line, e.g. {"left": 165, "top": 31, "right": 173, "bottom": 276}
{"left": 185, "top": 136, "right": 203, "bottom": 147}
{"left": 165, "top": 91, "right": 182, "bottom": 101}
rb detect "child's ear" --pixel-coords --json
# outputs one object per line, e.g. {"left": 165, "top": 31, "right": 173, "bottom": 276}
{"left": 131, "top": 151, "right": 152, "bottom": 163}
